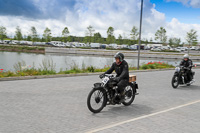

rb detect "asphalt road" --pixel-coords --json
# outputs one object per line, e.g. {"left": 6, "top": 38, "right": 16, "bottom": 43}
{"left": 0, "top": 69, "right": 200, "bottom": 133}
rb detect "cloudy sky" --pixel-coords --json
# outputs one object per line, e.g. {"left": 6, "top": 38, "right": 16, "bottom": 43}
{"left": 0, "top": 0, "right": 200, "bottom": 42}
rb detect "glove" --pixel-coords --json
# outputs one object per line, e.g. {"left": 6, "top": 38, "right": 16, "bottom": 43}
{"left": 99, "top": 74, "right": 105, "bottom": 79}
{"left": 113, "top": 77, "right": 120, "bottom": 82}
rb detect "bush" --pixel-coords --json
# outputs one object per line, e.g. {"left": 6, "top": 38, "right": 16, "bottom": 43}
{"left": 141, "top": 61, "right": 174, "bottom": 70}
{"left": 141, "top": 65, "right": 149, "bottom": 69}
{"left": 0, "top": 45, "right": 45, "bottom": 52}
{"left": 87, "top": 66, "right": 95, "bottom": 72}
{"left": 151, "top": 50, "right": 179, "bottom": 53}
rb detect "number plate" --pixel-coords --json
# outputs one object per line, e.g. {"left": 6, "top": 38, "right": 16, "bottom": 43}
{"left": 102, "top": 77, "right": 109, "bottom": 85}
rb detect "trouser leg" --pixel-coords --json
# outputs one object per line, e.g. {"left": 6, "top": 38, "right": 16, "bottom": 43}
{"left": 117, "top": 79, "right": 128, "bottom": 93}
{"left": 186, "top": 70, "right": 191, "bottom": 82}
{"left": 187, "top": 70, "right": 192, "bottom": 81}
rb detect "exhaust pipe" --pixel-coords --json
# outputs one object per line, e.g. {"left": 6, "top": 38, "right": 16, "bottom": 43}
{"left": 190, "top": 79, "right": 195, "bottom": 84}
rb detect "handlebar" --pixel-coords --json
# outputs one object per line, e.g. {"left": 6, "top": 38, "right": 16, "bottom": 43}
{"left": 100, "top": 74, "right": 114, "bottom": 79}
{"left": 179, "top": 66, "right": 191, "bottom": 70}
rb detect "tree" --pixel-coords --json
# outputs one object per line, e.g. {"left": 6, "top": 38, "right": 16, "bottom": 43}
{"left": 43, "top": 27, "right": 51, "bottom": 42}
{"left": 155, "top": 27, "right": 167, "bottom": 43}
{"left": 130, "top": 26, "right": 139, "bottom": 40}
{"left": 86, "top": 25, "right": 95, "bottom": 43}
{"left": 107, "top": 26, "right": 114, "bottom": 36}
{"left": 144, "top": 38, "right": 149, "bottom": 44}
{"left": 30, "top": 26, "right": 38, "bottom": 44}
{"left": 67, "top": 36, "right": 73, "bottom": 42}
{"left": 83, "top": 36, "right": 90, "bottom": 43}
{"left": 186, "top": 29, "right": 198, "bottom": 46}
{"left": 117, "top": 34, "right": 123, "bottom": 45}
{"left": 15, "top": 26, "right": 23, "bottom": 42}
{"left": 169, "top": 37, "right": 181, "bottom": 47}
{"left": 62, "top": 27, "right": 70, "bottom": 42}
{"left": 93, "top": 32, "right": 102, "bottom": 43}
{"left": 27, "top": 35, "right": 32, "bottom": 41}
{"left": 150, "top": 37, "right": 153, "bottom": 43}
{"left": 0, "top": 26, "right": 7, "bottom": 41}
{"left": 106, "top": 26, "right": 115, "bottom": 44}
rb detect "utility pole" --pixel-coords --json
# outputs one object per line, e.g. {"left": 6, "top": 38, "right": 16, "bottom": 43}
{"left": 137, "top": 0, "right": 144, "bottom": 70}
{"left": 188, "top": 43, "right": 190, "bottom": 54}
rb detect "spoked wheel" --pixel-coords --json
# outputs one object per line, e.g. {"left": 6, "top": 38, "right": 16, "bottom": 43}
{"left": 87, "top": 88, "right": 106, "bottom": 113}
{"left": 172, "top": 75, "right": 179, "bottom": 88}
{"left": 122, "top": 85, "right": 135, "bottom": 106}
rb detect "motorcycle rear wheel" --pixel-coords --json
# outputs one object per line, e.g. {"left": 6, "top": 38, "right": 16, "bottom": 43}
{"left": 122, "top": 85, "right": 135, "bottom": 106}
{"left": 87, "top": 88, "right": 106, "bottom": 113}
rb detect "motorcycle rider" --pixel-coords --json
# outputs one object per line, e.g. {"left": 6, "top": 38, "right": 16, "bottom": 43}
{"left": 179, "top": 54, "right": 193, "bottom": 83}
{"left": 100, "top": 52, "right": 129, "bottom": 97}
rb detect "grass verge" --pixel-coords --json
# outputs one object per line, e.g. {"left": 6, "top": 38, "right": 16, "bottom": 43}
{"left": 0, "top": 45, "right": 45, "bottom": 53}
{"left": 0, "top": 61, "right": 174, "bottom": 78}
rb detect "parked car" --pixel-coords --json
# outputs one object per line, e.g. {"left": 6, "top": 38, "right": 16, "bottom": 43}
{"left": 129, "top": 45, "right": 137, "bottom": 50}
{"left": 100, "top": 44, "right": 107, "bottom": 49}
{"left": 190, "top": 46, "right": 196, "bottom": 50}
{"left": 174, "top": 48, "right": 182, "bottom": 52}
{"left": 90, "top": 43, "right": 100, "bottom": 49}
{"left": 108, "top": 43, "right": 118, "bottom": 49}
{"left": 196, "top": 48, "right": 200, "bottom": 51}
{"left": 151, "top": 47, "right": 162, "bottom": 51}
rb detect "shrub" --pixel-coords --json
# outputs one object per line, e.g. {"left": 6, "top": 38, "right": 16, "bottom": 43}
{"left": 141, "top": 65, "right": 149, "bottom": 69}
{"left": 141, "top": 61, "right": 174, "bottom": 70}
{"left": 87, "top": 66, "right": 95, "bottom": 72}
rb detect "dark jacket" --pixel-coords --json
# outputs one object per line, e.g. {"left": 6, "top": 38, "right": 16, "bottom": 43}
{"left": 105, "top": 60, "right": 129, "bottom": 80}
{"left": 180, "top": 59, "right": 193, "bottom": 69}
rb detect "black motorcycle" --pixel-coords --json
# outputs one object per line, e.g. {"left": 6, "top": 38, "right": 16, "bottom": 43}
{"left": 87, "top": 74, "right": 138, "bottom": 113}
{"left": 171, "top": 65, "right": 196, "bottom": 88}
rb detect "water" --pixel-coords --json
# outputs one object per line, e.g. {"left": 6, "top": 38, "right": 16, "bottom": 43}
{"left": 0, "top": 51, "right": 197, "bottom": 72}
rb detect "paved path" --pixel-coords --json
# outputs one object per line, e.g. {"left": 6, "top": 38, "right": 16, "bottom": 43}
{"left": 0, "top": 69, "right": 200, "bottom": 133}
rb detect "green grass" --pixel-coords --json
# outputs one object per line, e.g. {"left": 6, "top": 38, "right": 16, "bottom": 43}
{"left": 0, "top": 45, "right": 45, "bottom": 52}
{"left": 150, "top": 50, "right": 179, "bottom": 53}
{"left": 0, "top": 60, "right": 174, "bottom": 78}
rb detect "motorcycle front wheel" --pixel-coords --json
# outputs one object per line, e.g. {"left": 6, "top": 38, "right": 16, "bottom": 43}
{"left": 171, "top": 75, "right": 179, "bottom": 88}
{"left": 87, "top": 87, "right": 106, "bottom": 113}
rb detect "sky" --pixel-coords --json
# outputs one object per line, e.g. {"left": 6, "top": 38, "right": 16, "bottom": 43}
{"left": 0, "top": 0, "right": 200, "bottom": 42}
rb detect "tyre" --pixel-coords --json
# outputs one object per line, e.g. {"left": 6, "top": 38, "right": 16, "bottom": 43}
{"left": 122, "top": 84, "right": 135, "bottom": 106}
{"left": 172, "top": 75, "right": 179, "bottom": 88}
{"left": 87, "top": 87, "right": 106, "bottom": 113}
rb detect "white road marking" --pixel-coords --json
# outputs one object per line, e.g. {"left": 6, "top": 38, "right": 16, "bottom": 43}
{"left": 86, "top": 99, "right": 200, "bottom": 133}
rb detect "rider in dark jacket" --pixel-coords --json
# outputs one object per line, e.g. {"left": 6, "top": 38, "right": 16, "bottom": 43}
{"left": 180, "top": 54, "right": 193, "bottom": 83}
{"left": 100, "top": 52, "right": 129, "bottom": 95}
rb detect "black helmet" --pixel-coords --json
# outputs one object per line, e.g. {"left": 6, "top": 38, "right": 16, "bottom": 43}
{"left": 114, "top": 52, "right": 124, "bottom": 62}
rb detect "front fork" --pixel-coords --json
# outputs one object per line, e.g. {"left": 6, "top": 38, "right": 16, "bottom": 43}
{"left": 182, "top": 76, "right": 185, "bottom": 84}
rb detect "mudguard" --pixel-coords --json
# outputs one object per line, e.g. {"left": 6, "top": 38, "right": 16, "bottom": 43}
{"left": 129, "top": 82, "right": 138, "bottom": 94}
{"left": 192, "top": 71, "right": 195, "bottom": 76}
{"left": 93, "top": 83, "right": 102, "bottom": 88}
{"left": 174, "top": 72, "right": 179, "bottom": 76}
{"left": 130, "top": 82, "right": 138, "bottom": 89}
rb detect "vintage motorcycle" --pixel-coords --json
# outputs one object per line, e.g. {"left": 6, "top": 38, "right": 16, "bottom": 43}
{"left": 171, "top": 65, "right": 196, "bottom": 88}
{"left": 87, "top": 74, "right": 138, "bottom": 113}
